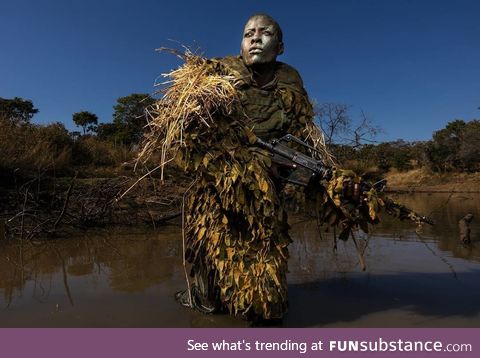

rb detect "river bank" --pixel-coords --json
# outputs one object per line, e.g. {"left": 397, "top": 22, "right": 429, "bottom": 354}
{"left": 0, "top": 169, "right": 189, "bottom": 240}
{"left": 385, "top": 169, "right": 480, "bottom": 193}
{"left": 2, "top": 167, "right": 478, "bottom": 241}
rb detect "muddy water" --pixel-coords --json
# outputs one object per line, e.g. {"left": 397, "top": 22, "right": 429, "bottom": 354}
{"left": 1, "top": 193, "right": 479, "bottom": 327}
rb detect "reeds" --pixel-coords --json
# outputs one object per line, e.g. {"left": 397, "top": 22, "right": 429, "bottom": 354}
{"left": 304, "top": 121, "right": 336, "bottom": 166}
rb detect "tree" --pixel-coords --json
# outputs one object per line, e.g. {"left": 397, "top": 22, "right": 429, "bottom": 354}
{"left": 0, "top": 96, "right": 39, "bottom": 124}
{"left": 110, "top": 93, "right": 155, "bottom": 146}
{"left": 351, "top": 111, "right": 382, "bottom": 148}
{"left": 96, "top": 122, "right": 119, "bottom": 141}
{"left": 72, "top": 111, "right": 98, "bottom": 135}
{"left": 424, "top": 119, "right": 480, "bottom": 172}
{"left": 458, "top": 120, "right": 480, "bottom": 171}
{"left": 425, "top": 119, "right": 466, "bottom": 172}
{"left": 315, "top": 103, "right": 381, "bottom": 148}
{"left": 315, "top": 103, "right": 351, "bottom": 146}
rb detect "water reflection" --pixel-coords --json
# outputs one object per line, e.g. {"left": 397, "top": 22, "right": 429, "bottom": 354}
{"left": 376, "top": 193, "right": 480, "bottom": 260}
{"left": 1, "top": 229, "right": 181, "bottom": 301}
{"left": 0, "top": 193, "right": 479, "bottom": 327}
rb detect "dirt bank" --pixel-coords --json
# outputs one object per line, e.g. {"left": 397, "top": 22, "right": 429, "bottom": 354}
{"left": 0, "top": 168, "right": 191, "bottom": 240}
{"left": 385, "top": 168, "right": 480, "bottom": 193}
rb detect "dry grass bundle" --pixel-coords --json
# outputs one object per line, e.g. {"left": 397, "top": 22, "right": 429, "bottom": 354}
{"left": 304, "top": 121, "right": 336, "bottom": 166}
{"left": 138, "top": 51, "right": 239, "bottom": 179}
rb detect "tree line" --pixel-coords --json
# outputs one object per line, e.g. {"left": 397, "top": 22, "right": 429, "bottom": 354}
{"left": 316, "top": 103, "right": 480, "bottom": 173}
{"left": 1, "top": 97, "right": 479, "bottom": 183}
{"left": 0, "top": 94, "right": 154, "bottom": 180}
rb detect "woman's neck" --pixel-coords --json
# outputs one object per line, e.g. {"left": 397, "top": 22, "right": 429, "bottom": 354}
{"left": 249, "top": 62, "right": 276, "bottom": 87}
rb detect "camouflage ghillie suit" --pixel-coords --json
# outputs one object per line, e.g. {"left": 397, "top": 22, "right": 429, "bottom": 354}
{"left": 145, "top": 14, "right": 431, "bottom": 324}
{"left": 180, "top": 56, "right": 315, "bottom": 320}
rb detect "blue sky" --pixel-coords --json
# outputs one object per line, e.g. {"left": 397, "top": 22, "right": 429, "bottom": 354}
{"left": 1, "top": 0, "right": 479, "bottom": 142}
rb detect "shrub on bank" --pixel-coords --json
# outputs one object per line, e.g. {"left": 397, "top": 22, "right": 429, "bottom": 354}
{"left": 0, "top": 118, "right": 134, "bottom": 183}
{"left": 72, "top": 136, "right": 133, "bottom": 167}
{"left": 0, "top": 118, "right": 73, "bottom": 177}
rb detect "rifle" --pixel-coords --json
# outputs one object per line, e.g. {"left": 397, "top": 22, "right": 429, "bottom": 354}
{"left": 255, "top": 134, "right": 434, "bottom": 227}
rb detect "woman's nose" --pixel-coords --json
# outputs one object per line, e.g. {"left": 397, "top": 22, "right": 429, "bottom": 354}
{"left": 251, "top": 31, "right": 261, "bottom": 43}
